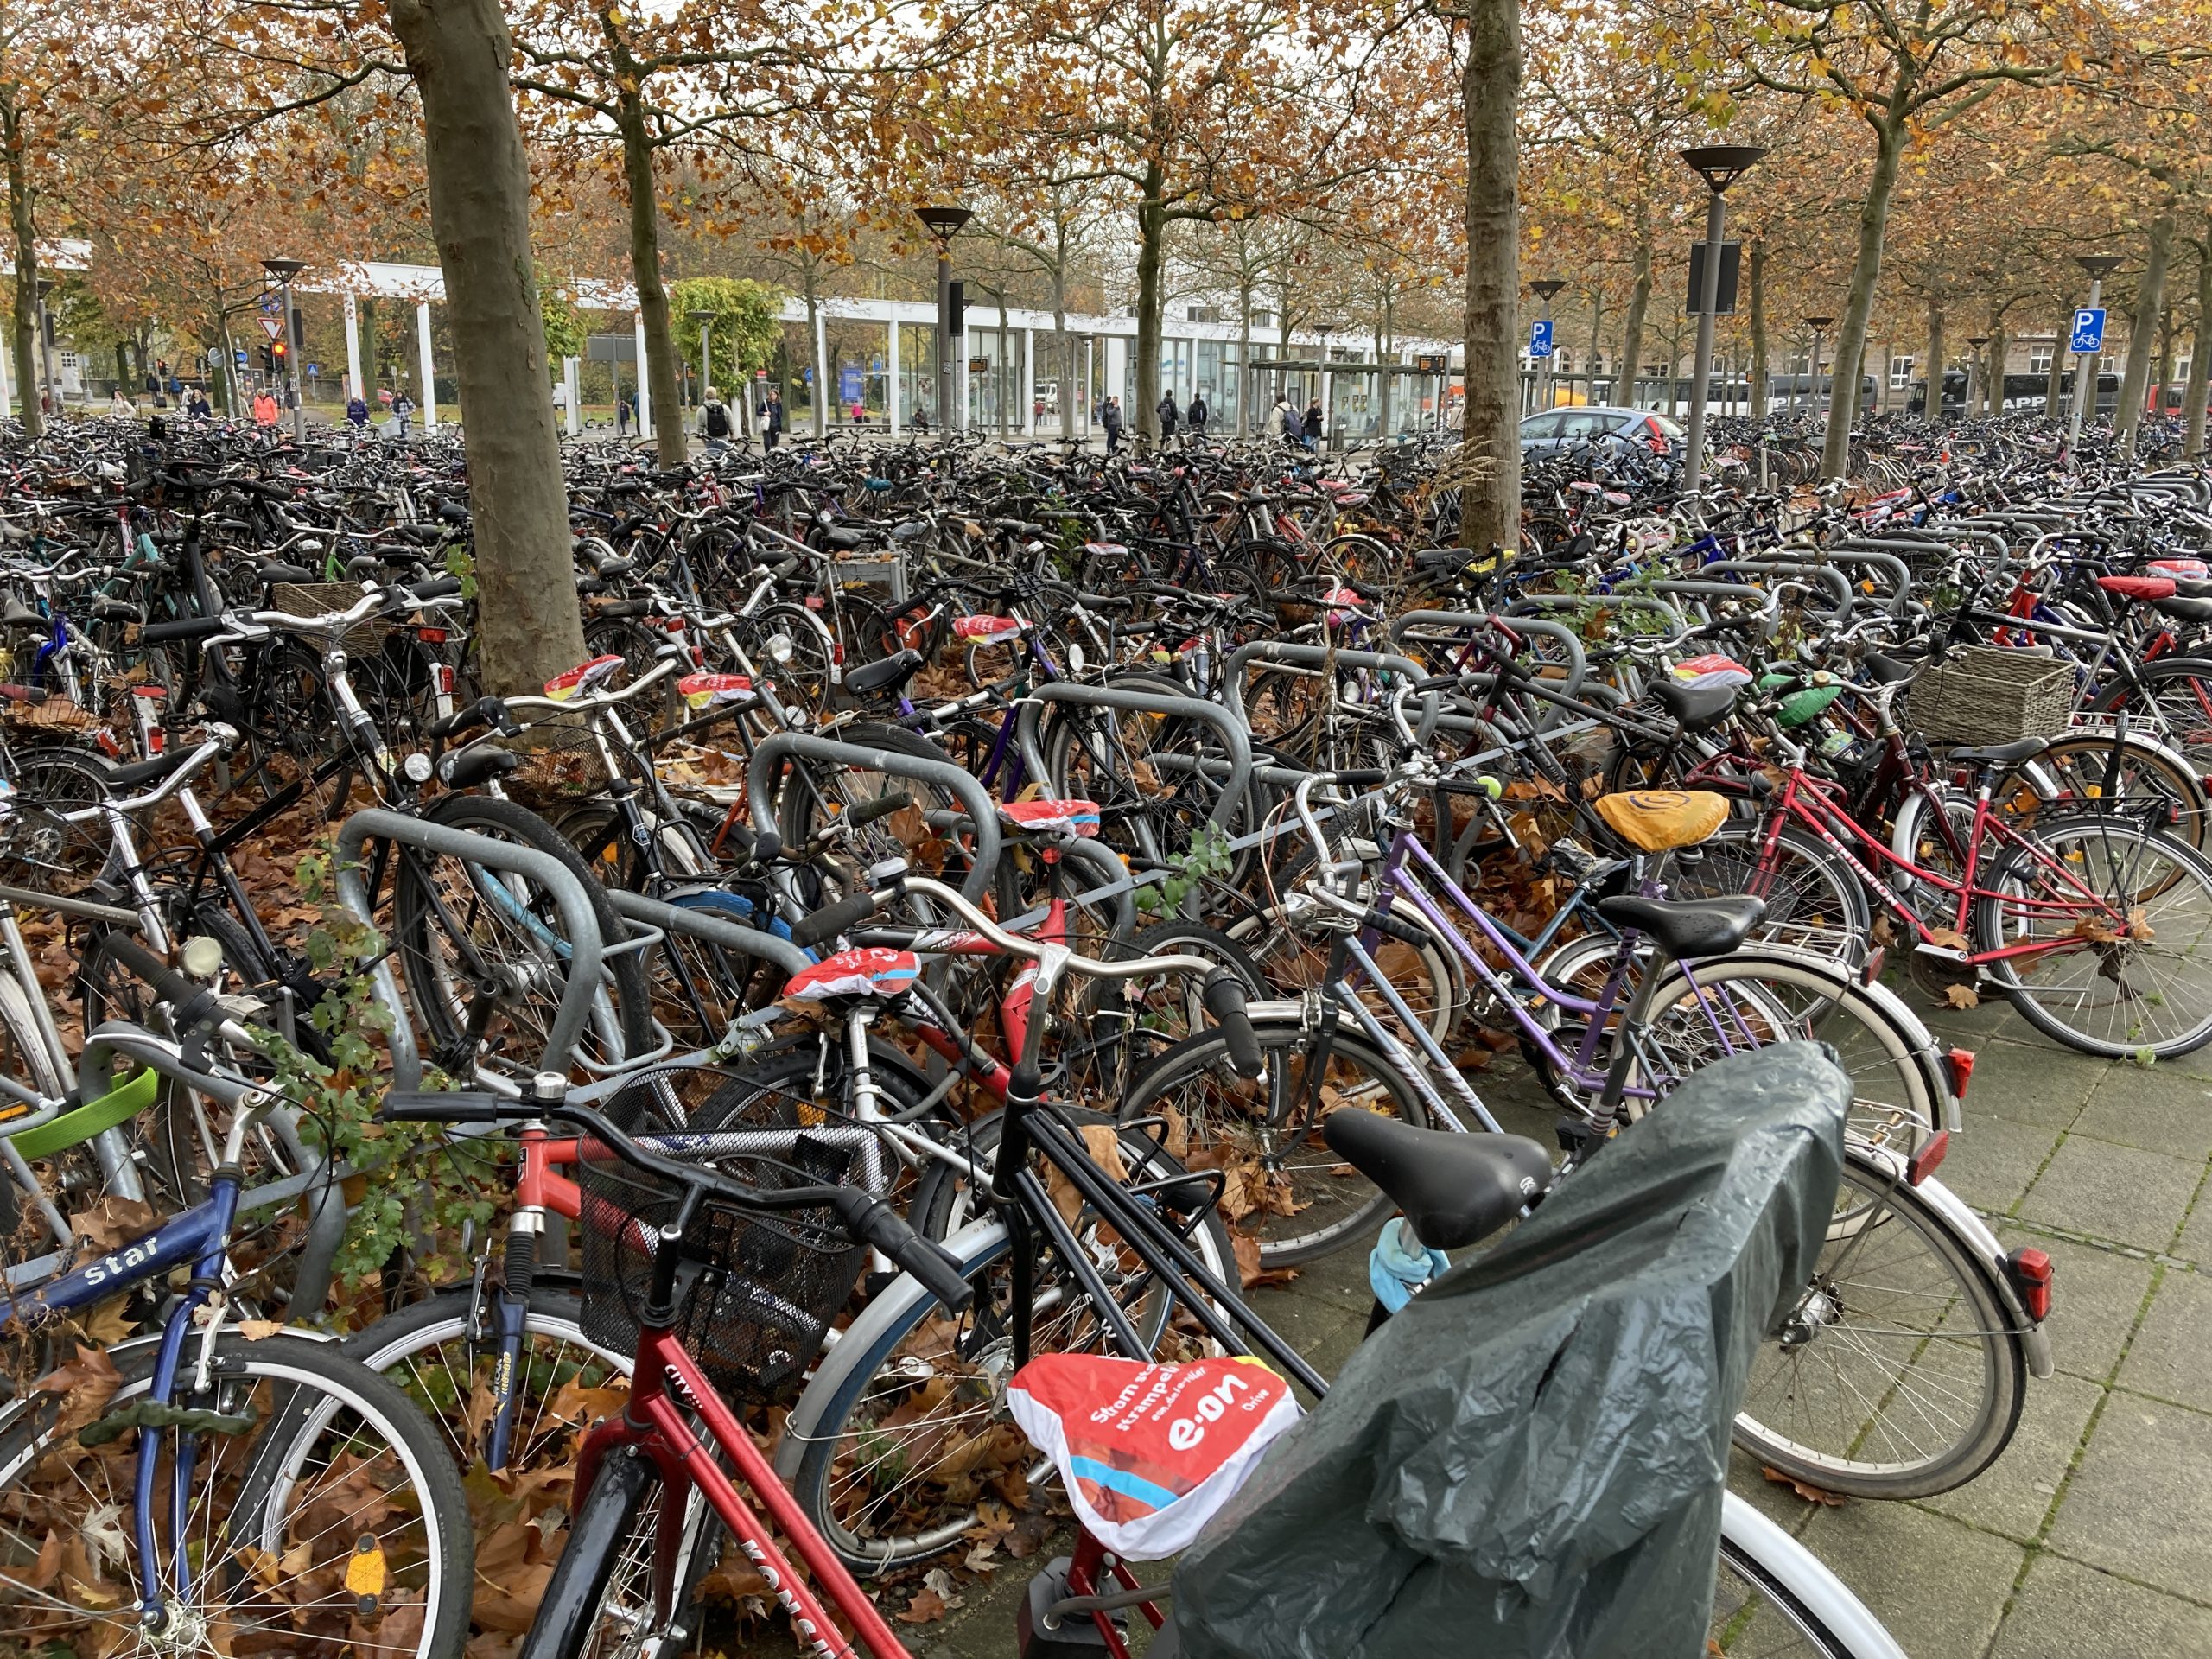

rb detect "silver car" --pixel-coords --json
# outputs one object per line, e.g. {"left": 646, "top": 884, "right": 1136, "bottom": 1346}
{"left": 1519, "top": 405, "right": 1684, "bottom": 458}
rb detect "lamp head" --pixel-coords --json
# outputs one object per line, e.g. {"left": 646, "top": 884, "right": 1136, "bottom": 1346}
{"left": 261, "top": 257, "right": 308, "bottom": 283}
{"left": 1804, "top": 315, "right": 1834, "bottom": 331}
{"left": 916, "top": 205, "right": 973, "bottom": 242}
{"left": 689, "top": 309, "right": 715, "bottom": 322}
{"left": 1967, "top": 335, "right": 1991, "bottom": 347}
{"left": 1529, "top": 280, "right": 1568, "bottom": 302}
{"left": 1681, "top": 144, "right": 1768, "bottom": 193}
{"left": 2076, "top": 254, "right": 2123, "bottom": 280}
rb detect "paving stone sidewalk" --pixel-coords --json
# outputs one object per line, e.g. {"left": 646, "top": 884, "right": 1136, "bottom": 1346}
{"left": 881, "top": 988, "right": 2212, "bottom": 1658}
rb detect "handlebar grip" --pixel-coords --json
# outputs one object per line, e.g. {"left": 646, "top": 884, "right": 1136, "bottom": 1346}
{"left": 89, "top": 932, "right": 219, "bottom": 1027}
{"left": 139, "top": 615, "right": 226, "bottom": 644}
{"left": 381, "top": 1091, "right": 512, "bottom": 1125}
{"left": 1201, "top": 971, "right": 1264, "bottom": 1080}
{"left": 752, "top": 829, "right": 784, "bottom": 865}
{"left": 790, "top": 888, "right": 884, "bottom": 950}
{"left": 1325, "top": 768, "right": 1390, "bottom": 786}
{"left": 429, "top": 695, "right": 505, "bottom": 741}
{"left": 410, "top": 576, "right": 464, "bottom": 601}
{"left": 840, "top": 1192, "right": 973, "bottom": 1313}
{"left": 845, "top": 790, "right": 915, "bottom": 830}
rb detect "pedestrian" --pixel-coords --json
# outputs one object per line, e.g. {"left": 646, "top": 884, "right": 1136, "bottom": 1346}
{"left": 615, "top": 391, "right": 632, "bottom": 438}
{"left": 763, "top": 388, "right": 785, "bottom": 451}
{"left": 110, "top": 388, "right": 137, "bottom": 416}
{"left": 1102, "top": 396, "right": 1125, "bottom": 454}
{"left": 1157, "top": 391, "right": 1179, "bottom": 440}
{"left": 1187, "top": 390, "right": 1209, "bottom": 436}
{"left": 251, "top": 388, "right": 279, "bottom": 428}
{"left": 393, "top": 388, "right": 415, "bottom": 437}
{"left": 1265, "top": 394, "right": 1290, "bottom": 442}
{"left": 697, "top": 385, "right": 733, "bottom": 453}
{"left": 346, "top": 392, "right": 369, "bottom": 431}
{"left": 1302, "top": 398, "right": 1323, "bottom": 451}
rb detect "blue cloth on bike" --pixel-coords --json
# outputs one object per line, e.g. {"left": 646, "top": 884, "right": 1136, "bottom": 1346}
{"left": 1173, "top": 1042, "right": 1849, "bottom": 1659}
{"left": 1367, "top": 1218, "right": 1449, "bottom": 1315}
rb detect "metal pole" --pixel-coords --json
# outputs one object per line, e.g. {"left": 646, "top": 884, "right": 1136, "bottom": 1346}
{"left": 1683, "top": 189, "right": 1727, "bottom": 493}
{"left": 700, "top": 321, "right": 710, "bottom": 408}
{"left": 284, "top": 280, "right": 305, "bottom": 442}
{"left": 2069, "top": 276, "right": 2105, "bottom": 449}
{"left": 935, "top": 246, "right": 953, "bottom": 434}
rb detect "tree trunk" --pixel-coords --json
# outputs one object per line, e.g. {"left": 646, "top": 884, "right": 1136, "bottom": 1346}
{"left": 387, "top": 0, "right": 585, "bottom": 697}
{"left": 1133, "top": 177, "right": 1166, "bottom": 445}
{"left": 611, "top": 92, "right": 684, "bottom": 467}
{"left": 1458, "top": 0, "right": 1522, "bottom": 556}
{"left": 1923, "top": 293, "right": 1943, "bottom": 422}
{"left": 1618, "top": 232, "right": 1651, "bottom": 409}
{"left": 1986, "top": 328, "right": 2006, "bottom": 416}
{"left": 2044, "top": 324, "right": 2068, "bottom": 419}
{"left": 1585, "top": 289, "right": 1606, "bottom": 408}
{"left": 1, "top": 87, "right": 42, "bottom": 438}
{"left": 2153, "top": 302, "right": 2176, "bottom": 422}
{"left": 2114, "top": 213, "right": 2175, "bottom": 458}
{"left": 803, "top": 272, "right": 826, "bottom": 440}
{"left": 1236, "top": 275, "right": 1254, "bottom": 435}
{"left": 1821, "top": 103, "right": 1910, "bottom": 479}
{"left": 2188, "top": 235, "right": 2211, "bottom": 460}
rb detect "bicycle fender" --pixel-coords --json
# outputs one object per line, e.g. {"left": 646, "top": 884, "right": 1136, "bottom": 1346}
{"left": 772, "top": 1215, "right": 1010, "bottom": 1484}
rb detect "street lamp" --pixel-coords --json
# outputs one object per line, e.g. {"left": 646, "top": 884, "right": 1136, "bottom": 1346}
{"left": 916, "top": 206, "right": 971, "bottom": 435}
{"left": 1964, "top": 335, "right": 1991, "bottom": 419}
{"left": 32, "top": 277, "right": 54, "bottom": 422}
{"left": 1804, "top": 315, "right": 1834, "bottom": 437}
{"left": 1679, "top": 145, "right": 1766, "bottom": 493}
{"left": 262, "top": 257, "right": 309, "bottom": 441}
{"left": 2069, "top": 254, "right": 2122, "bottom": 450}
{"left": 1314, "top": 321, "right": 1340, "bottom": 448}
{"left": 1529, "top": 279, "right": 1567, "bottom": 415}
{"left": 689, "top": 309, "right": 715, "bottom": 422}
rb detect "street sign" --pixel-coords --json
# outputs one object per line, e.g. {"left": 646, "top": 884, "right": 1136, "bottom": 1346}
{"left": 233, "top": 350, "right": 248, "bottom": 370}
{"left": 969, "top": 356, "right": 989, "bottom": 374}
{"left": 2069, "top": 308, "right": 2106, "bottom": 355}
{"left": 1528, "top": 320, "right": 1554, "bottom": 360}
{"left": 306, "top": 363, "right": 321, "bottom": 379}
{"left": 258, "top": 315, "right": 283, "bottom": 340}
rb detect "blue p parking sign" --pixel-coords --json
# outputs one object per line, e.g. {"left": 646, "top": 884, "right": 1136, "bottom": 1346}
{"left": 1529, "top": 319, "right": 1555, "bottom": 360}
{"left": 2069, "top": 308, "right": 2106, "bottom": 356}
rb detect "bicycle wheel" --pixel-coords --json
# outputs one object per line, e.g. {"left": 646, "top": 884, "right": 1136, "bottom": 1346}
{"left": 1713, "top": 1499, "right": 1903, "bottom": 1657}
{"left": 1225, "top": 882, "right": 1465, "bottom": 1054}
{"left": 2094, "top": 656, "right": 2212, "bottom": 781}
{"left": 1116, "top": 1013, "right": 1432, "bottom": 1266}
{"left": 1993, "top": 729, "right": 2211, "bottom": 858}
{"left": 1974, "top": 815, "right": 2212, "bottom": 1058}
{"left": 791, "top": 1118, "right": 1235, "bottom": 1574}
{"left": 0, "top": 1329, "right": 473, "bottom": 1657}
{"left": 1733, "top": 1151, "right": 2026, "bottom": 1498}
{"left": 1668, "top": 822, "right": 1872, "bottom": 963}
{"left": 518, "top": 1436, "right": 664, "bottom": 1659}
{"left": 391, "top": 793, "right": 655, "bottom": 1077}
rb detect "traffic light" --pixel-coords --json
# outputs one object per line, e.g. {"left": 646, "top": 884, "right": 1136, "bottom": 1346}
{"left": 261, "top": 343, "right": 276, "bottom": 373}
{"left": 272, "top": 340, "right": 289, "bottom": 371}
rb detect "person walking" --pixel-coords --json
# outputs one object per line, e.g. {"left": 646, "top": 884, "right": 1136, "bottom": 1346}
{"left": 1265, "top": 394, "right": 1290, "bottom": 442}
{"left": 697, "top": 385, "right": 734, "bottom": 453}
{"left": 393, "top": 388, "right": 415, "bottom": 437}
{"left": 345, "top": 392, "right": 369, "bottom": 432}
{"left": 763, "top": 387, "right": 785, "bottom": 451}
{"left": 615, "top": 391, "right": 632, "bottom": 438}
{"left": 1302, "top": 397, "right": 1324, "bottom": 451}
{"left": 1103, "top": 395, "right": 1125, "bottom": 454}
{"left": 1187, "top": 390, "right": 1209, "bottom": 436}
{"left": 1157, "top": 391, "right": 1179, "bottom": 441}
{"left": 251, "top": 388, "right": 279, "bottom": 429}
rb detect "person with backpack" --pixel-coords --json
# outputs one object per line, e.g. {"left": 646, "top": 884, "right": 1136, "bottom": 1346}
{"left": 1157, "top": 391, "right": 1179, "bottom": 441}
{"left": 1187, "top": 391, "right": 1209, "bottom": 436}
{"left": 763, "top": 388, "right": 785, "bottom": 450}
{"left": 1265, "top": 395, "right": 1291, "bottom": 442}
{"left": 697, "top": 386, "right": 734, "bottom": 453}
{"left": 1102, "top": 396, "right": 1125, "bottom": 454}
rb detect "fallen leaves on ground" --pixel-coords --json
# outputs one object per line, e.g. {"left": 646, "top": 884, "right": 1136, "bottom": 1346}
{"left": 1761, "top": 1465, "right": 1847, "bottom": 1506}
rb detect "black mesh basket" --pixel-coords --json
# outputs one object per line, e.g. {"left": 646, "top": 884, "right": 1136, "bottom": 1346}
{"left": 576, "top": 1065, "right": 867, "bottom": 1405}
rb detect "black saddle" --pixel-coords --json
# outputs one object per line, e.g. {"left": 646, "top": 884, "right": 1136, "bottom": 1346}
{"left": 1649, "top": 677, "right": 1739, "bottom": 732}
{"left": 2153, "top": 594, "right": 2212, "bottom": 626}
{"left": 1322, "top": 1113, "right": 1553, "bottom": 1252}
{"left": 1940, "top": 735, "right": 2047, "bottom": 768}
{"left": 1595, "top": 893, "right": 1766, "bottom": 959}
{"left": 846, "top": 648, "right": 923, "bottom": 697}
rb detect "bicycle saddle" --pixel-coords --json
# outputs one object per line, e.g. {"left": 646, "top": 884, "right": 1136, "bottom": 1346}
{"left": 845, "top": 648, "right": 923, "bottom": 696}
{"left": 2, "top": 601, "right": 41, "bottom": 629}
{"left": 1594, "top": 893, "right": 1765, "bottom": 959}
{"left": 1320, "top": 1114, "right": 1553, "bottom": 1252}
{"left": 1939, "top": 735, "right": 2047, "bottom": 767}
{"left": 2151, "top": 593, "right": 2212, "bottom": 625}
{"left": 1649, "top": 677, "right": 1738, "bottom": 731}
{"left": 257, "top": 562, "right": 315, "bottom": 584}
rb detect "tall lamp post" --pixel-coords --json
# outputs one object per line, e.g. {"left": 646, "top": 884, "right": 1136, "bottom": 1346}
{"left": 1804, "top": 315, "right": 1834, "bottom": 442}
{"left": 1529, "top": 278, "right": 1567, "bottom": 414}
{"left": 1963, "top": 335, "right": 1990, "bottom": 419}
{"left": 916, "top": 205, "right": 971, "bottom": 436}
{"left": 2069, "top": 254, "right": 2121, "bottom": 450}
{"left": 262, "top": 258, "right": 308, "bottom": 440}
{"left": 689, "top": 308, "right": 715, "bottom": 424}
{"left": 32, "top": 278, "right": 54, "bottom": 422}
{"left": 1313, "top": 320, "right": 1338, "bottom": 445}
{"left": 1679, "top": 146, "right": 1765, "bottom": 494}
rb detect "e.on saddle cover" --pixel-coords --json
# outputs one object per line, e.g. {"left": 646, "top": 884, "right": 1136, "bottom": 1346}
{"left": 1172, "top": 1042, "right": 1849, "bottom": 1659}
{"left": 1007, "top": 1355, "right": 1300, "bottom": 1560}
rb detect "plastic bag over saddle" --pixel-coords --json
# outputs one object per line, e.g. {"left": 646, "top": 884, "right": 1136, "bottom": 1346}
{"left": 1173, "top": 1041, "right": 1850, "bottom": 1659}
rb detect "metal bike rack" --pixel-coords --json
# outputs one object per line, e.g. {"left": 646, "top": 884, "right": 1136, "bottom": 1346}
{"left": 1012, "top": 682, "right": 1255, "bottom": 837}
{"left": 337, "top": 807, "right": 613, "bottom": 1090}
{"left": 1702, "top": 561, "right": 1859, "bottom": 623}
{"left": 1389, "top": 609, "right": 1592, "bottom": 703}
{"left": 747, "top": 732, "right": 1000, "bottom": 903}
{"left": 1222, "top": 641, "right": 1440, "bottom": 771}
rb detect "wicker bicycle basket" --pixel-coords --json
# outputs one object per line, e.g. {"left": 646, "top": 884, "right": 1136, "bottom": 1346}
{"left": 1903, "top": 646, "right": 2074, "bottom": 746}
{"left": 576, "top": 1064, "right": 868, "bottom": 1405}
{"left": 272, "top": 582, "right": 395, "bottom": 652}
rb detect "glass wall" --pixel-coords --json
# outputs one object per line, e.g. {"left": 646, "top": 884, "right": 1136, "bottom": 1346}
{"left": 823, "top": 318, "right": 888, "bottom": 429}
{"left": 899, "top": 322, "right": 938, "bottom": 430}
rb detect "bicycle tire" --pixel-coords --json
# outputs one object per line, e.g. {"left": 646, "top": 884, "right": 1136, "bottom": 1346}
{"left": 518, "top": 1438, "right": 663, "bottom": 1659}
{"left": 391, "top": 792, "right": 654, "bottom": 1076}
{"left": 1714, "top": 1496, "right": 1904, "bottom": 1657}
{"left": 1733, "top": 1151, "right": 2026, "bottom": 1498}
{"left": 1669, "top": 821, "right": 1873, "bottom": 963}
{"left": 1116, "top": 1012, "right": 1432, "bottom": 1266}
{"left": 1974, "top": 815, "right": 2212, "bottom": 1058}
{"left": 0, "top": 1329, "right": 474, "bottom": 1659}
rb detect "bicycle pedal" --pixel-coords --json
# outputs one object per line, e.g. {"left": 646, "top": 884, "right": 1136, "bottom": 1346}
{"left": 1554, "top": 1114, "right": 1597, "bottom": 1157}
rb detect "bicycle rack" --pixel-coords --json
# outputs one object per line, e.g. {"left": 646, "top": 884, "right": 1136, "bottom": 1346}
{"left": 1389, "top": 610, "right": 1592, "bottom": 722}
{"left": 1012, "top": 681, "right": 1255, "bottom": 837}
{"left": 1222, "top": 641, "right": 1438, "bottom": 777}
{"left": 747, "top": 732, "right": 1001, "bottom": 903}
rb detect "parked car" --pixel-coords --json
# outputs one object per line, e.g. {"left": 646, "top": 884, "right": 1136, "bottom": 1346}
{"left": 1519, "top": 405, "right": 1685, "bottom": 457}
